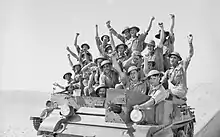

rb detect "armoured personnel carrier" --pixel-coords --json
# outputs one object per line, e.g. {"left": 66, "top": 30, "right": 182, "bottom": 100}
{"left": 30, "top": 89, "right": 195, "bottom": 137}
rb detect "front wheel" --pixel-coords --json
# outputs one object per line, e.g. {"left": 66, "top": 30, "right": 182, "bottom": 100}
{"left": 175, "top": 121, "right": 194, "bottom": 137}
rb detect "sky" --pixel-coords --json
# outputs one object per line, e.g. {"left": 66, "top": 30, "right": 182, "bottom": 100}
{"left": 0, "top": 0, "right": 220, "bottom": 92}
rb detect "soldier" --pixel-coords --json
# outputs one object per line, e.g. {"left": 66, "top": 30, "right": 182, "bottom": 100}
{"left": 133, "top": 70, "right": 169, "bottom": 109}
{"left": 155, "top": 14, "right": 175, "bottom": 71}
{"left": 95, "top": 24, "right": 110, "bottom": 56}
{"left": 123, "top": 50, "right": 143, "bottom": 71}
{"left": 53, "top": 72, "right": 80, "bottom": 94}
{"left": 99, "top": 60, "right": 119, "bottom": 88}
{"left": 145, "top": 39, "right": 164, "bottom": 72}
{"left": 161, "top": 34, "right": 194, "bottom": 104}
{"left": 73, "top": 33, "right": 93, "bottom": 61}
{"left": 126, "top": 16, "right": 155, "bottom": 53}
{"left": 94, "top": 84, "right": 109, "bottom": 98}
{"left": 111, "top": 51, "right": 149, "bottom": 93}
{"left": 106, "top": 20, "right": 131, "bottom": 44}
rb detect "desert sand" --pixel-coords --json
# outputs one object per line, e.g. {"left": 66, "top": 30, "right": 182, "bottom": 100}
{"left": 0, "top": 83, "right": 220, "bottom": 137}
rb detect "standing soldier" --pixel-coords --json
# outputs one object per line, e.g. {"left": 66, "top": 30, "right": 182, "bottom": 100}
{"left": 161, "top": 34, "right": 194, "bottom": 104}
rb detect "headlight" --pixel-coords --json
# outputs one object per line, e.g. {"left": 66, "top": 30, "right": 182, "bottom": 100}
{"left": 60, "top": 104, "right": 71, "bottom": 117}
{"left": 130, "top": 109, "right": 145, "bottom": 123}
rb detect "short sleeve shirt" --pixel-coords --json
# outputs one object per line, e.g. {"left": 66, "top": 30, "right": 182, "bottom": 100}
{"left": 99, "top": 70, "right": 119, "bottom": 88}
{"left": 146, "top": 47, "right": 164, "bottom": 72}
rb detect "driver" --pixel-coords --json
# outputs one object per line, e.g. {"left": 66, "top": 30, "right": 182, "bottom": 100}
{"left": 133, "top": 70, "right": 169, "bottom": 109}
{"left": 53, "top": 72, "right": 80, "bottom": 94}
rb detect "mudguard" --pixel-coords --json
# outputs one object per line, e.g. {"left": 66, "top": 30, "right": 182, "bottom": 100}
{"left": 38, "top": 109, "right": 66, "bottom": 133}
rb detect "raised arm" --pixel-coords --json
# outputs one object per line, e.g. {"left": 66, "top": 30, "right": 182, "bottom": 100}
{"left": 95, "top": 25, "right": 102, "bottom": 46}
{"left": 95, "top": 25, "right": 104, "bottom": 55}
{"left": 143, "top": 56, "right": 149, "bottom": 76}
{"left": 81, "top": 62, "right": 96, "bottom": 72}
{"left": 111, "top": 52, "right": 127, "bottom": 82}
{"left": 66, "top": 46, "right": 79, "bottom": 61}
{"left": 109, "top": 29, "right": 116, "bottom": 52}
{"left": 122, "top": 55, "right": 133, "bottom": 69}
{"left": 88, "top": 72, "right": 95, "bottom": 88}
{"left": 53, "top": 82, "right": 65, "bottom": 90}
{"left": 160, "top": 70, "right": 169, "bottom": 84}
{"left": 158, "top": 23, "right": 165, "bottom": 48}
{"left": 183, "top": 34, "right": 194, "bottom": 69}
{"left": 187, "top": 34, "right": 194, "bottom": 59}
{"left": 169, "top": 14, "right": 175, "bottom": 36}
{"left": 67, "top": 54, "right": 73, "bottom": 68}
{"left": 139, "top": 16, "right": 155, "bottom": 41}
{"left": 106, "top": 20, "right": 125, "bottom": 43}
{"left": 73, "top": 33, "right": 81, "bottom": 55}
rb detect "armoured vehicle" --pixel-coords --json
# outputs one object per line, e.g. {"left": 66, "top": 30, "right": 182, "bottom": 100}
{"left": 30, "top": 89, "right": 195, "bottom": 137}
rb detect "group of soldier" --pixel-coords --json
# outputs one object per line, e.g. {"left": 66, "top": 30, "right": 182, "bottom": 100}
{"left": 53, "top": 14, "right": 194, "bottom": 108}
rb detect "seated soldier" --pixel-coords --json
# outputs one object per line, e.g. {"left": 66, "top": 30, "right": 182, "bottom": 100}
{"left": 53, "top": 72, "right": 80, "bottom": 95}
{"left": 133, "top": 70, "right": 169, "bottom": 109}
{"left": 111, "top": 51, "right": 149, "bottom": 93}
{"left": 83, "top": 66, "right": 98, "bottom": 96}
{"left": 123, "top": 50, "right": 143, "bottom": 71}
{"left": 145, "top": 39, "right": 164, "bottom": 72}
{"left": 161, "top": 34, "right": 194, "bottom": 104}
{"left": 94, "top": 84, "right": 109, "bottom": 98}
{"left": 94, "top": 56, "right": 107, "bottom": 85}
{"left": 99, "top": 60, "right": 119, "bottom": 88}
{"left": 40, "top": 100, "right": 57, "bottom": 119}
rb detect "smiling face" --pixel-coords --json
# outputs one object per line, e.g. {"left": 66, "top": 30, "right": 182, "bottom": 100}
{"left": 106, "top": 47, "right": 113, "bottom": 54}
{"left": 129, "top": 69, "right": 139, "bottom": 82}
{"left": 97, "top": 88, "right": 107, "bottom": 98}
{"left": 102, "top": 63, "right": 111, "bottom": 73}
{"left": 64, "top": 74, "right": 71, "bottom": 81}
{"left": 147, "top": 44, "right": 155, "bottom": 52}
{"left": 117, "top": 45, "right": 125, "bottom": 54}
{"left": 123, "top": 29, "right": 131, "bottom": 39}
{"left": 130, "top": 28, "right": 138, "bottom": 36}
{"left": 73, "top": 65, "right": 81, "bottom": 73}
{"left": 103, "top": 35, "right": 109, "bottom": 43}
{"left": 148, "top": 74, "right": 160, "bottom": 86}
{"left": 148, "top": 62, "right": 155, "bottom": 70}
{"left": 82, "top": 44, "right": 89, "bottom": 51}
{"left": 96, "top": 58, "right": 104, "bottom": 67}
{"left": 169, "top": 55, "right": 179, "bottom": 66}
{"left": 132, "top": 55, "right": 141, "bottom": 64}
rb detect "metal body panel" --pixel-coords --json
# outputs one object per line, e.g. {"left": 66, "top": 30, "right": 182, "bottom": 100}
{"left": 76, "top": 107, "right": 105, "bottom": 116}
{"left": 38, "top": 109, "right": 64, "bottom": 132}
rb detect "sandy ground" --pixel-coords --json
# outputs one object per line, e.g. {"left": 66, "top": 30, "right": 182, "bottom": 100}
{"left": 0, "top": 90, "right": 50, "bottom": 137}
{"left": 0, "top": 83, "right": 220, "bottom": 137}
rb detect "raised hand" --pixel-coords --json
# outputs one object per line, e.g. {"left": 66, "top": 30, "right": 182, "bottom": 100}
{"left": 169, "top": 14, "right": 175, "bottom": 19}
{"left": 53, "top": 82, "right": 59, "bottom": 87}
{"left": 110, "top": 51, "right": 118, "bottom": 60}
{"left": 158, "top": 22, "right": 164, "bottom": 29}
{"left": 106, "top": 20, "right": 111, "bottom": 29}
{"left": 151, "top": 16, "right": 155, "bottom": 21}
{"left": 66, "top": 46, "right": 70, "bottom": 51}
{"left": 187, "top": 34, "right": 193, "bottom": 44}
{"left": 67, "top": 54, "right": 70, "bottom": 58}
{"left": 76, "top": 33, "right": 80, "bottom": 36}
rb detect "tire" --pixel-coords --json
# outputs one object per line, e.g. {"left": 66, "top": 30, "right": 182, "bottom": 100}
{"left": 33, "top": 117, "right": 42, "bottom": 131}
{"left": 184, "top": 121, "right": 194, "bottom": 137}
{"left": 175, "top": 121, "right": 194, "bottom": 137}
{"left": 176, "top": 130, "right": 186, "bottom": 137}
